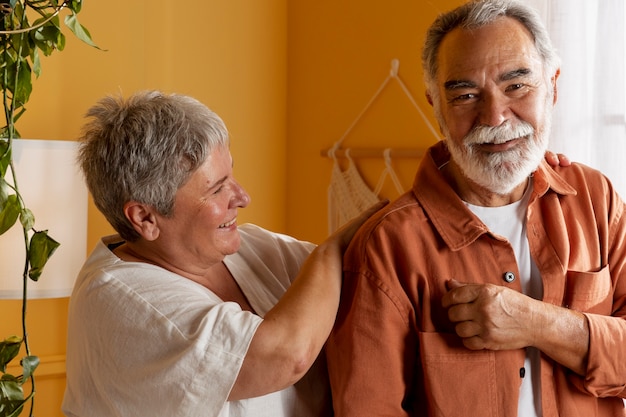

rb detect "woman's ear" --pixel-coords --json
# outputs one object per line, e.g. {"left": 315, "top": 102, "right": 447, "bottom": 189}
{"left": 124, "top": 201, "right": 160, "bottom": 241}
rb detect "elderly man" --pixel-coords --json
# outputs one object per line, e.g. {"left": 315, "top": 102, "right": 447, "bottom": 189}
{"left": 325, "top": 1, "right": 626, "bottom": 416}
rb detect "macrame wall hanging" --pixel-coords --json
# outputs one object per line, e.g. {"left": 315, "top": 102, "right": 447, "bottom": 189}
{"left": 324, "top": 59, "right": 440, "bottom": 233}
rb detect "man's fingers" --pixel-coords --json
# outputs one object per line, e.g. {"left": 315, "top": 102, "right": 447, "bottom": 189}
{"left": 442, "top": 280, "right": 477, "bottom": 308}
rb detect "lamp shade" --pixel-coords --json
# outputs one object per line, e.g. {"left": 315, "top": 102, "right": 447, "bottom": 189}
{"left": 0, "top": 139, "right": 88, "bottom": 299}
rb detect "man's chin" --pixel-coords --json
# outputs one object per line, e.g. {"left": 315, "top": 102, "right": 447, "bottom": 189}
{"left": 472, "top": 175, "right": 525, "bottom": 195}
{"left": 446, "top": 136, "right": 546, "bottom": 195}
{"left": 467, "top": 158, "right": 535, "bottom": 194}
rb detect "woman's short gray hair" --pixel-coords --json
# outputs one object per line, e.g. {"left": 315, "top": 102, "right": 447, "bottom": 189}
{"left": 422, "top": 0, "right": 560, "bottom": 95}
{"left": 78, "top": 90, "right": 229, "bottom": 241}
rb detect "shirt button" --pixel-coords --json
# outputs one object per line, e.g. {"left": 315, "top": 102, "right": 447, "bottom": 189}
{"left": 520, "top": 367, "right": 526, "bottom": 378}
{"left": 503, "top": 271, "right": 516, "bottom": 283}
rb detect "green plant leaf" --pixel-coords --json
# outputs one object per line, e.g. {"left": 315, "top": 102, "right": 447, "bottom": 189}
{"left": 0, "top": 180, "right": 9, "bottom": 211}
{"left": 32, "top": 29, "right": 55, "bottom": 57}
{"left": 1, "top": 58, "right": 18, "bottom": 97}
{"left": 28, "top": 230, "right": 60, "bottom": 281}
{"left": 31, "top": 47, "right": 41, "bottom": 78}
{"left": 32, "top": 16, "right": 65, "bottom": 56}
{"left": 18, "top": 207, "right": 33, "bottom": 231}
{"left": 12, "top": 61, "right": 33, "bottom": 110}
{"left": 0, "top": 336, "right": 22, "bottom": 373}
{"left": 20, "top": 356, "right": 38, "bottom": 381}
{"left": 0, "top": 378, "right": 25, "bottom": 417}
{"left": 64, "top": 12, "right": 101, "bottom": 49}
{"left": 16, "top": 34, "right": 33, "bottom": 60}
{"left": 0, "top": 194, "right": 19, "bottom": 235}
{"left": 0, "top": 140, "right": 9, "bottom": 176}
{"left": 67, "top": 0, "right": 83, "bottom": 14}
{"left": 0, "top": 52, "right": 14, "bottom": 72}
{"left": 10, "top": 108, "right": 25, "bottom": 126}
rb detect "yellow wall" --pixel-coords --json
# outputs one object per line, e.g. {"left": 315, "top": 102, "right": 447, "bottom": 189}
{"left": 287, "top": 0, "right": 465, "bottom": 243}
{"left": 2, "top": 1, "right": 287, "bottom": 415}
{"left": 21, "top": 0, "right": 289, "bottom": 239}
{"left": 0, "top": 0, "right": 464, "bottom": 415}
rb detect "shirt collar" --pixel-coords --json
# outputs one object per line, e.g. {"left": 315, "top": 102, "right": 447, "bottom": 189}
{"left": 412, "top": 142, "right": 577, "bottom": 251}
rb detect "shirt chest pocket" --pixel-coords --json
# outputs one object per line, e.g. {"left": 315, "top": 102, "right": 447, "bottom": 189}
{"left": 564, "top": 266, "right": 613, "bottom": 314}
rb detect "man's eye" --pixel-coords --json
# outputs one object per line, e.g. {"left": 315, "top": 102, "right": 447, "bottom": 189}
{"left": 451, "top": 93, "right": 477, "bottom": 103}
{"left": 507, "top": 83, "right": 525, "bottom": 91}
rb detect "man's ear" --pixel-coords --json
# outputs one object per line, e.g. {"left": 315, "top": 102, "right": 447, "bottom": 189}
{"left": 425, "top": 91, "right": 446, "bottom": 137}
{"left": 124, "top": 201, "right": 160, "bottom": 241}
{"left": 551, "top": 68, "right": 561, "bottom": 105}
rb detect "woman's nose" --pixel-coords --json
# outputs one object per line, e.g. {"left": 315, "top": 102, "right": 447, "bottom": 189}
{"left": 233, "top": 180, "right": 251, "bottom": 208}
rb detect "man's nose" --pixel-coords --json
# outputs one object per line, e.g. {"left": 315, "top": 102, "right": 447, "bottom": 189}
{"left": 478, "top": 93, "right": 512, "bottom": 127}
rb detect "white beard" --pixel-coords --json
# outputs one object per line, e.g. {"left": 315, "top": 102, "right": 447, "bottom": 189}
{"left": 443, "top": 118, "right": 550, "bottom": 195}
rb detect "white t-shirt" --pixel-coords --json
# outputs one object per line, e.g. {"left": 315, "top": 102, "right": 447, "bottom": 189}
{"left": 466, "top": 180, "right": 543, "bottom": 417}
{"left": 62, "top": 224, "right": 330, "bottom": 417}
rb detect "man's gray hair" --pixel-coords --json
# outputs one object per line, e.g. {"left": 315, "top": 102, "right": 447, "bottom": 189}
{"left": 422, "top": 0, "right": 560, "bottom": 94}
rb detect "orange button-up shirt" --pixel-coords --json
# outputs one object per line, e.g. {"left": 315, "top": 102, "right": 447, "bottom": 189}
{"left": 327, "top": 142, "right": 626, "bottom": 416}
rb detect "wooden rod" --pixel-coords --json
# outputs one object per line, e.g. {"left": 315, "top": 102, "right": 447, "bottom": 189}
{"left": 320, "top": 147, "right": 425, "bottom": 159}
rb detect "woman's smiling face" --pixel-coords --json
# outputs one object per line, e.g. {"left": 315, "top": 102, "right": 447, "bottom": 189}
{"left": 155, "top": 145, "right": 251, "bottom": 269}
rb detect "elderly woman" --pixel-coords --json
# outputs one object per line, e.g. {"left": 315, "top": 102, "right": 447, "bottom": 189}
{"left": 62, "top": 90, "right": 382, "bottom": 417}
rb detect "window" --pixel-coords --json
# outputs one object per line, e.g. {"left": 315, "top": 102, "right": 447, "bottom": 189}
{"left": 530, "top": 0, "right": 626, "bottom": 197}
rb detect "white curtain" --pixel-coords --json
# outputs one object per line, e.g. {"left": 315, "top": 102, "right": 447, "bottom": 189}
{"left": 528, "top": 0, "right": 626, "bottom": 197}
{"left": 527, "top": 1, "right": 626, "bottom": 408}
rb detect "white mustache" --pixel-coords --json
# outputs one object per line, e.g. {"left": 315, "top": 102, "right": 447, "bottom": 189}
{"left": 464, "top": 121, "right": 535, "bottom": 146}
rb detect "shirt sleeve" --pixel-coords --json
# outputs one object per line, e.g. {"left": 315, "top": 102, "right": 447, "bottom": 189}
{"left": 225, "top": 224, "right": 316, "bottom": 316}
{"left": 326, "top": 247, "right": 418, "bottom": 416}
{"left": 580, "top": 187, "right": 626, "bottom": 398}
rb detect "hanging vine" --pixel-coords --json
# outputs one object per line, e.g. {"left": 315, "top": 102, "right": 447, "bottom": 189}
{"left": 0, "top": 1, "right": 97, "bottom": 416}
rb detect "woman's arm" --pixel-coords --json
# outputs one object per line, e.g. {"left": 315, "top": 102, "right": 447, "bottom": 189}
{"left": 228, "top": 200, "right": 387, "bottom": 400}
